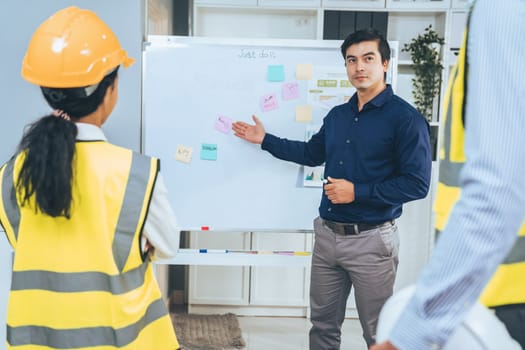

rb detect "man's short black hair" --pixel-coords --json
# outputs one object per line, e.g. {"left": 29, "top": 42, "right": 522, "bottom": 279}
{"left": 340, "top": 29, "right": 391, "bottom": 64}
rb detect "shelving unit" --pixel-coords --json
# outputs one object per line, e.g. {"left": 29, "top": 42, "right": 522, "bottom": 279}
{"left": 193, "top": 1, "right": 468, "bottom": 122}
{"left": 184, "top": 0, "right": 468, "bottom": 317}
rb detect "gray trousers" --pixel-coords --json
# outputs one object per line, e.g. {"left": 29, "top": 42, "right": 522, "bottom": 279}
{"left": 309, "top": 217, "right": 399, "bottom": 349}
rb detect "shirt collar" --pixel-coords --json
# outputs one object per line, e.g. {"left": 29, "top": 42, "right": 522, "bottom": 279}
{"left": 349, "top": 84, "right": 394, "bottom": 112}
{"left": 75, "top": 122, "right": 107, "bottom": 141}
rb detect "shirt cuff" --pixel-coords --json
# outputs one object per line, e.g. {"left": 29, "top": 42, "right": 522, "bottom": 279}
{"left": 388, "top": 308, "right": 444, "bottom": 350}
{"left": 353, "top": 183, "right": 371, "bottom": 201}
{"left": 261, "top": 133, "right": 277, "bottom": 151}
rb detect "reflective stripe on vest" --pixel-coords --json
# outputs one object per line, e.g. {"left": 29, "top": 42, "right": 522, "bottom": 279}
{"left": 112, "top": 152, "right": 154, "bottom": 272}
{"left": 435, "top": 22, "right": 525, "bottom": 308}
{"left": 433, "top": 26, "right": 468, "bottom": 233}
{"left": 1, "top": 142, "right": 179, "bottom": 349}
{"left": 10, "top": 260, "right": 148, "bottom": 293}
{"left": 438, "top": 66, "right": 464, "bottom": 188}
{"left": 7, "top": 296, "right": 167, "bottom": 348}
{"left": 0, "top": 158, "right": 20, "bottom": 247}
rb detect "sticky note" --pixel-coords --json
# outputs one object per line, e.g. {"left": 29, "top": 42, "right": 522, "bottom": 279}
{"left": 261, "top": 93, "right": 279, "bottom": 112}
{"left": 296, "top": 64, "right": 313, "bottom": 80}
{"left": 214, "top": 115, "right": 232, "bottom": 134}
{"left": 267, "top": 65, "right": 285, "bottom": 82}
{"left": 295, "top": 105, "right": 313, "bottom": 122}
{"left": 317, "top": 79, "right": 337, "bottom": 88}
{"left": 282, "top": 82, "right": 299, "bottom": 100}
{"left": 174, "top": 145, "right": 193, "bottom": 163}
{"left": 200, "top": 143, "right": 217, "bottom": 161}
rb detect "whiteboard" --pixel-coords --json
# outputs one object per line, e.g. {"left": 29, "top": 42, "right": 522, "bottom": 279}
{"left": 143, "top": 36, "right": 398, "bottom": 231}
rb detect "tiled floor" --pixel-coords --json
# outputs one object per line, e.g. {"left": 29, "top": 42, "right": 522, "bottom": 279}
{"left": 237, "top": 316, "right": 368, "bottom": 350}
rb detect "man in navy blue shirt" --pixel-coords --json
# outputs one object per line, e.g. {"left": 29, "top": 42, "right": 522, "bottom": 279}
{"left": 232, "top": 29, "right": 431, "bottom": 349}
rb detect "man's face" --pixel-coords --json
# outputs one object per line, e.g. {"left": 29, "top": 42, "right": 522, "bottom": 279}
{"left": 345, "top": 40, "right": 388, "bottom": 92}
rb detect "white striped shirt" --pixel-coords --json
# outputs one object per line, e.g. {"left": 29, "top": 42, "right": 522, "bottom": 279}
{"left": 389, "top": 0, "right": 525, "bottom": 348}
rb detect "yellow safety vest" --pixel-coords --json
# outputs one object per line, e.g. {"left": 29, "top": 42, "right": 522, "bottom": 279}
{"left": 0, "top": 141, "right": 179, "bottom": 349}
{"left": 434, "top": 29, "right": 525, "bottom": 308}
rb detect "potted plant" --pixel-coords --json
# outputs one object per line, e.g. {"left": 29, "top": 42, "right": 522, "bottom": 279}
{"left": 402, "top": 25, "right": 445, "bottom": 121}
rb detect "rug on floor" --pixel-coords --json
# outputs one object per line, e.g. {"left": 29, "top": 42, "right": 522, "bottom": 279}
{"left": 171, "top": 312, "right": 246, "bottom": 350}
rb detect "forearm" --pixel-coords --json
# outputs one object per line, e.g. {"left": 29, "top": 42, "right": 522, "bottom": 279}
{"left": 261, "top": 133, "right": 325, "bottom": 167}
{"left": 389, "top": 184, "right": 522, "bottom": 348}
{"left": 354, "top": 173, "right": 430, "bottom": 206}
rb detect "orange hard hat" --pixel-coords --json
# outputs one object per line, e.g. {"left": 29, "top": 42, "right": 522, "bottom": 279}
{"left": 21, "top": 6, "right": 135, "bottom": 88}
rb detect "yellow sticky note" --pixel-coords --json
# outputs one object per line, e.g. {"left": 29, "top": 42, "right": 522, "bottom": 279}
{"left": 295, "top": 105, "right": 313, "bottom": 122}
{"left": 296, "top": 63, "right": 313, "bottom": 80}
{"left": 174, "top": 145, "right": 193, "bottom": 163}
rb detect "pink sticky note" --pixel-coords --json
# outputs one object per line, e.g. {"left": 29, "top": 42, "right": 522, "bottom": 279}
{"left": 214, "top": 115, "right": 232, "bottom": 134}
{"left": 282, "top": 82, "right": 299, "bottom": 100}
{"left": 261, "top": 93, "right": 279, "bottom": 112}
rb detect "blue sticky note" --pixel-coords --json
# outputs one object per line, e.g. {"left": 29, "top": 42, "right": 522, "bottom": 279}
{"left": 200, "top": 143, "right": 217, "bottom": 161}
{"left": 267, "top": 65, "right": 285, "bottom": 82}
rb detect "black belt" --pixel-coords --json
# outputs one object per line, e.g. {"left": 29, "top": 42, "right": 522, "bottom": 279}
{"left": 322, "top": 219, "right": 394, "bottom": 235}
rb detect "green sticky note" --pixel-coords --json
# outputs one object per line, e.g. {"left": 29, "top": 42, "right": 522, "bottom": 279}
{"left": 267, "top": 65, "right": 285, "bottom": 82}
{"left": 317, "top": 79, "right": 337, "bottom": 88}
{"left": 200, "top": 143, "right": 217, "bottom": 161}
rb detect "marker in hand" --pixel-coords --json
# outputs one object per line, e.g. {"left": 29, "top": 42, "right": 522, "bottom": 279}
{"left": 323, "top": 176, "right": 355, "bottom": 204}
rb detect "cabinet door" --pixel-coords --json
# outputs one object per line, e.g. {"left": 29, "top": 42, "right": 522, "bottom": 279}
{"left": 194, "top": 0, "right": 257, "bottom": 6}
{"left": 194, "top": 6, "right": 318, "bottom": 39}
{"left": 258, "top": 0, "right": 321, "bottom": 7}
{"left": 189, "top": 232, "right": 250, "bottom": 305}
{"left": 386, "top": 0, "right": 451, "bottom": 9}
{"left": 322, "top": 0, "right": 386, "bottom": 9}
{"left": 250, "top": 232, "right": 312, "bottom": 306}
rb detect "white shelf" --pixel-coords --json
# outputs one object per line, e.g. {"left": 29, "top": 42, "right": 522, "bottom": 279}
{"left": 386, "top": 0, "right": 451, "bottom": 9}
{"left": 398, "top": 59, "right": 445, "bottom": 66}
{"left": 194, "top": 0, "right": 257, "bottom": 6}
{"left": 158, "top": 249, "right": 312, "bottom": 266}
{"left": 322, "top": 0, "right": 386, "bottom": 9}
{"left": 259, "top": 0, "right": 321, "bottom": 8}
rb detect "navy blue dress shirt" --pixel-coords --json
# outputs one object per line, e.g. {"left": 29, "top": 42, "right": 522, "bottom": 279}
{"left": 261, "top": 85, "right": 431, "bottom": 224}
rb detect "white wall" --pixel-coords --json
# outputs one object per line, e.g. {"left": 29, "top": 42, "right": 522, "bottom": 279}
{"left": 0, "top": 0, "right": 144, "bottom": 163}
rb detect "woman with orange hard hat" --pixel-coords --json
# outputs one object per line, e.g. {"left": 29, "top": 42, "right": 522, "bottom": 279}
{"left": 0, "top": 7, "right": 180, "bottom": 349}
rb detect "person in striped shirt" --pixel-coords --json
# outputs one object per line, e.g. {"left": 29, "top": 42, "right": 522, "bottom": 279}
{"left": 371, "top": 1, "right": 525, "bottom": 349}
